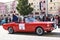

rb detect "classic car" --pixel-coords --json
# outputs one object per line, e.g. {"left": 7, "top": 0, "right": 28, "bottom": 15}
{"left": 2, "top": 16, "right": 56, "bottom": 35}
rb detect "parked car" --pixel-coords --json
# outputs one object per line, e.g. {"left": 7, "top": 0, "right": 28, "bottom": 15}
{"left": 2, "top": 16, "right": 56, "bottom": 36}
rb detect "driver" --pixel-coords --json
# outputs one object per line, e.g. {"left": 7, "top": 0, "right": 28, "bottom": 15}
{"left": 25, "top": 13, "right": 37, "bottom": 23}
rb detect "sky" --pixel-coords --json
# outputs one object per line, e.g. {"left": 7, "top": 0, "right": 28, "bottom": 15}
{"left": 0, "top": 0, "right": 14, "bottom": 3}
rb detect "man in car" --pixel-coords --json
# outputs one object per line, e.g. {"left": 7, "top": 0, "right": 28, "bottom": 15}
{"left": 25, "top": 13, "right": 37, "bottom": 23}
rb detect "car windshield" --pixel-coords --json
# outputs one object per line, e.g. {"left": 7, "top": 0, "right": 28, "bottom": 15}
{"left": 17, "top": 16, "right": 42, "bottom": 23}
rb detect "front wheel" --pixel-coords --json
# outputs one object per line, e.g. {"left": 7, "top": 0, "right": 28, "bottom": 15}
{"left": 36, "top": 27, "right": 44, "bottom": 36}
{"left": 8, "top": 27, "right": 14, "bottom": 34}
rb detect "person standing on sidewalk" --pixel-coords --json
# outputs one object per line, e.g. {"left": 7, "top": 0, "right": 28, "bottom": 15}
{"left": 54, "top": 15, "right": 59, "bottom": 29}
{"left": 58, "top": 15, "right": 60, "bottom": 27}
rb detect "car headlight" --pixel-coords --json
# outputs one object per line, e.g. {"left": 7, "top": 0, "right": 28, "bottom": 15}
{"left": 47, "top": 24, "right": 50, "bottom": 27}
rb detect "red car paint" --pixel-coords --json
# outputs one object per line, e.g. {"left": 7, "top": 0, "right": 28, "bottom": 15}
{"left": 2, "top": 21, "right": 55, "bottom": 33}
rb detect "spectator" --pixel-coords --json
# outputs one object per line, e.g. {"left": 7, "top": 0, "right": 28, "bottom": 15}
{"left": 5, "top": 17, "right": 8, "bottom": 23}
{"left": 45, "top": 16, "right": 50, "bottom": 21}
{"left": 1, "top": 18, "right": 6, "bottom": 25}
{"left": 54, "top": 15, "right": 58, "bottom": 29}
{"left": 58, "top": 15, "right": 60, "bottom": 26}
{"left": 0, "top": 15, "right": 3, "bottom": 24}
{"left": 0, "top": 18, "right": 2, "bottom": 25}
{"left": 49, "top": 16, "right": 54, "bottom": 21}
{"left": 8, "top": 17, "right": 11, "bottom": 23}
{"left": 43, "top": 15, "right": 46, "bottom": 21}
{"left": 35, "top": 16, "right": 40, "bottom": 21}
{"left": 12, "top": 14, "right": 18, "bottom": 23}
{"left": 39, "top": 14, "right": 44, "bottom": 21}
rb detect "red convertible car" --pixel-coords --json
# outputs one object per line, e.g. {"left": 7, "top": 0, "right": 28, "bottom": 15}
{"left": 2, "top": 17, "right": 56, "bottom": 35}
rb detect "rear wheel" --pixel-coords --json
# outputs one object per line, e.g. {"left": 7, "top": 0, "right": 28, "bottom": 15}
{"left": 8, "top": 27, "right": 14, "bottom": 34}
{"left": 36, "top": 27, "right": 44, "bottom": 36}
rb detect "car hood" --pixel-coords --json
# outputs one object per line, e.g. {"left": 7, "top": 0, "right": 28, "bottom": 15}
{"left": 28, "top": 21, "right": 55, "bottom": 24}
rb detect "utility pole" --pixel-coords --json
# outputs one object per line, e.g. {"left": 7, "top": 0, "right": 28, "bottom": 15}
{"left": 46, "top": 0, "right": 48, "bottom": 16}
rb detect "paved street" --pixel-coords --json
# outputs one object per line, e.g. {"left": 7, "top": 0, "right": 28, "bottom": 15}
{"left": 0, "top": 26, "right": 60, "bottom": 40}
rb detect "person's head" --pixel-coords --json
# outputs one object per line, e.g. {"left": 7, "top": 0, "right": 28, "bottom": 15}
{"left": 28, "top": 13, "right": 33, "bottom": 18}
{"left": 35, "top": 17, "right": 40, "bottom": 21}
{"left": 54, "top": 15, "right": 58, "bottom": 19}
{"left": 50, "top": 16, "right": 53, "bottom": 18}
{"left": 13, "top": 13, "right": 15, "bottom": 15}
{"left": 1, "top": 15, "right": 3, "bottom": 17}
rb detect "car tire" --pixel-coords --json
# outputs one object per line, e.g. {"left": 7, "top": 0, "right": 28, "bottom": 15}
{"left": 36, "top": 27, "right": 44, "bottom": 36}
{"left": 8, "top": 27, "right": 14, "bottom": 34}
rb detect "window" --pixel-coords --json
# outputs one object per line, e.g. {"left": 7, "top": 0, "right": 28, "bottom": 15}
{"left": 43, "top": 1, "right": 45, "bottom": 3}
{"left": 14, "top": 11, "right": 16, "bottom": 13}
{"left": 42, "top": 12, "right": 45, "bottom": 14}
{"left": 8, "top": 14, "right": 10, "bottom": 16}
{"left": 4, "top": 15, "right": 6, "bottom": 16}
{"left": 10, "top": 11, "right": 13, "bottom": 13}
{"left": 1, "top": 15, "right": 3, "bottom": 17}
{"left": 50, "top": 0, "right": 52, "bottom": 2}
{"left": 35, "top": 12, "right": 39, "bottom": 14}
{"left": 50, "top": 7, "right": 52, "bottom": 9}
{"left": 40, "top": 1, "right": 42, "bottom": 3}
{"left": 31, "top": 3, "right": 33, "bottom": 5}
{"left": 43, "top": 8, "right": 46, "bottom": 10}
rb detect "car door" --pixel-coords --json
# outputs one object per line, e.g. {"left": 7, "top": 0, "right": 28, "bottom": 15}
{"left": 18, "top": 23, "right": 25, "bottom": 31}
{"left": 25, "top": 22, "right": 35, "bottom": 32}
{"left": 18, "top": 22, "right": 34, "bottom": 32}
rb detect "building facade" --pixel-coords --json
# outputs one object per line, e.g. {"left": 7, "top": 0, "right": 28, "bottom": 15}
{"left": 28, "top": 0, "right": 60, "bottom": 16}
{"left": 6, "top": 1, "right": 18, "bottom": 14}
{"left": 48, "top": 0, "right": 60, "bottom": 15}
{"left": 28, "top": 0, "right": 46, "bottom": 16}
{"left": 28, "top": 0, "right": 40, "bottom": 15}
{"left": 5, "top": 0, "right": 19, "bottom": 19}
{"left": 0, "top": 2, "right": 8, "bottom": 16}
{"left": 0, "top": 0, "right": 60, "bottom": 17}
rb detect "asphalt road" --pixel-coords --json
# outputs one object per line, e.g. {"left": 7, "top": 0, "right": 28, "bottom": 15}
{"left": 0, "top": 26, "right": 60, "bottom": 40}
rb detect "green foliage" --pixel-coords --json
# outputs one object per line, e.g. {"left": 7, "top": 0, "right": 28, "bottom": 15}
{"left": 16, "top": 0, "right": 33, "bottom": 16}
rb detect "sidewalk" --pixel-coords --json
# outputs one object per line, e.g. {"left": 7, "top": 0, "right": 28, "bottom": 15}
{"left": 53, "top": 28, "right": 60, "bottom": 32}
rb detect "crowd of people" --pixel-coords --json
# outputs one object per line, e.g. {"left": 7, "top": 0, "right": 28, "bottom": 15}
{"left": 25, "top": 13, "right": 60, "bottom": 28}
{"left": 0, "top": 14, "right": 19, "bottom": 25}
{"left": 36, "top": 14, "right": 60, "bottom": 28}
{"left": 0, "top": 13, "right": 60, "bottom": 28}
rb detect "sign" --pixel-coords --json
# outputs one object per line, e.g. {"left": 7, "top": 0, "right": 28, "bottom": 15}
{"left": 19, "top": 24, "right": 25, "bottom": 30}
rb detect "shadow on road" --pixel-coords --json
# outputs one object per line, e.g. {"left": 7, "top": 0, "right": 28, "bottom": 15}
{"left": 44, "top": 32, "right": 60, "bottom": 37}
{"left": 10, "top": 32, "right": 60, "bottom": 38}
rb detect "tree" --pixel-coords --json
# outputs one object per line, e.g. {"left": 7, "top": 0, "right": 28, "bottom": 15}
{"left": 16, "top": 0, "right": 33, "bottom": 16}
